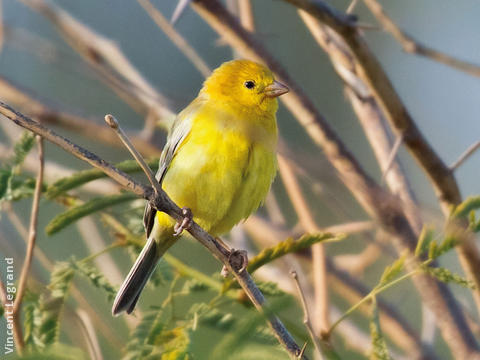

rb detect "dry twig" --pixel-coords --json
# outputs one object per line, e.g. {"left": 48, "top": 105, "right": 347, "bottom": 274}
{"left": 12, "top": 136, "right": 44, "bottom": 353}
{"left": 278, "top": 155, "right": 329, "bottom": 335}
{"left": 450, "top": 141, "right": 480, "bottom": 171}
{"left": 291, "top": 270, "right": 324, "bottom": 359}
{"left": 137, "top": 0, "right": 211, "bottom": 77}
{"left": 362, "top": 0, "right": 480, "bottom": 78}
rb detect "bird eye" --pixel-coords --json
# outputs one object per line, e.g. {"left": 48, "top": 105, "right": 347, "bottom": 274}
{"left": 244, "top": 80, "right": 255, "bottom": 89}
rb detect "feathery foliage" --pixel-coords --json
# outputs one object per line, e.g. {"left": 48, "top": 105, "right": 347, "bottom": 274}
{"left": 0, "top": 131, "right": 36, "bottom": 205}
{"left": 369, "top": 297, "right": 391, "bottom": 360}
{"left": 46, "top": 158, "right": 159, "bottom": 199}
{"left": 46, "top": 192, "right": 138, "bottom": 234}
{"left": 248, "top": 232, "right": 342, "bottom": 273}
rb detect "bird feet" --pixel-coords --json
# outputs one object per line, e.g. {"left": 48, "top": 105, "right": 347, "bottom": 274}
{"left": 173, "top": 207, "right": 193, "bottom": 236}
{"left": 221, "top": 249, "right": 248, "bottom": 277}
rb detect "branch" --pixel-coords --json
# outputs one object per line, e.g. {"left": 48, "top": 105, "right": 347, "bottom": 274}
{"left": 291, "top": 270, "right": 324, "bottom": 359}
{"left": 278, "top": 155, "right": 329, "bottom": 335}
{"left": 21, "top": 0, "right": 175, "bottom": 126}
{"left": 0, "top": 75, "right": 160, "bottom": 156}
{"left": 362, "top": 0, "right": 480, "bottom": 78}
{"left": 0, "top": 102, "right": 307, "bottom": 360}
{"left": 137, "top": 0, "right": 211, "bottom": 77}
{"left": 12, "top": 136, "right": 44, "bottom": 354}
{"left": 450, "top": 141, "right": 480, "bottom": 171}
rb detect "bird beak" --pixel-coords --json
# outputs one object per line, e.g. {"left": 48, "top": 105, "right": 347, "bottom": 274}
{"left": 264, "top": 80, "right": 289, "bottom": 98}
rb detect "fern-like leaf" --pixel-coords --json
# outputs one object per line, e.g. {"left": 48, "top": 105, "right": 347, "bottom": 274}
{"left": 369, "top": 296, "right": 391, "bottom": 360}
{"left": 379, "top": 254, "right": 406, "bottom": 286}
{"left": 70, "top": 260, "right": 117, "bottom": 301}
{"left": 35, "top": 262, "right": 75, "bottom": 347}
{"left": 248, "top": 232, "right": 342, "bottom": 273}
{"left": 46, "top": 158, "right": 159, "bottom": 199}
{"left": 46, "top": 192, "right": 137, "bottom": 235}
{"left": 453, "top": 196, "right": 480, "bottom": 218}
{"left": 415, "top": 226, "right": 434, "bottom": 257}
{"left": 424, "top": 266, "right": 475, "bottom": 289}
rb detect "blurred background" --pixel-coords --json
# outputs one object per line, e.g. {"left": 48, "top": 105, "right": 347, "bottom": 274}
{"left": 1, "top": 0, "right": 479, "bottom": 359}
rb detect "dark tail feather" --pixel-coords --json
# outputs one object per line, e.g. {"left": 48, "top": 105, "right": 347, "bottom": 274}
{"left": 112, "top": 236, "right": 159, "bottom": 316}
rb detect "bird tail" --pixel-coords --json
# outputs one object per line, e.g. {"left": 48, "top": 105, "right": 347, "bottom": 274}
{"left": 112, "top": 233, "right": 175, "bottom": 316}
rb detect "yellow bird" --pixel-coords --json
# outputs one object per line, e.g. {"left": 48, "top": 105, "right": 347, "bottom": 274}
{"left": 112, "top": 60, "right": 289, "bottom": 315}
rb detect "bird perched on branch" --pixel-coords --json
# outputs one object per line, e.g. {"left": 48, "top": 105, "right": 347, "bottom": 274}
{"left": 112, "top": 59, "right": 289, "bottom": 315}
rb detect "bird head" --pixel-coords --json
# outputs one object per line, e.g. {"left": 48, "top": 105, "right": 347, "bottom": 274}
{"left": 201, "top": 60, "right": 289, "bottom": 114}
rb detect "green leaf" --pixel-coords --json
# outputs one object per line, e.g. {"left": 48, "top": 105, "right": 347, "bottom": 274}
{"left": 369, "top": 296, "right": 391, "bottom": 360}
{"left": 415, "top": 226, "right": 434, "bottom": 257}
{"left": 124, "top": 306, "right": 173, "bottom": 360}
{"left": 453, "top": 196, "right": 480, "bottom": 218}
{"left": 15, "top": 343, "right": 87, "bottom": 359}
{"left": 211, "top": 306, "right": 280, "bottom": 359}
{"left": 188, "top": 303, "right": 235, "bottom": 331}
{"left": 46, "top": 158, "right": 159, "bottom": 199}
{"left": 248, "top": 232, "right": 342, "bottom": 273}
{"left": 151, "top": 326, "right": 192, "bottom": 360}
{"left": 13, "top": 131, "right": 35, "bottom": 167}
{"left": 70, "top": 260, "right": 117, "bottom": 301}
{"left": 424, "top": 266, "right": 475, "bottom": 289}
{"left": 428, "top": 236, "right": 458, "bottom": 259}
{"left": 46, "top": 192, "right": 138, "bottom": 235}
{"left": 182, "top": 279, "right": 208, "bottom": 293}
{"left": 379, "top": 254, "right": 405, "bottom": 286}
{"left": 36, "top": 262, "right": 75, "bottom": 347}
{"left": 0, "top": 131, "right": 36, "bottom": 204}
{"left": 256, "top": 281, "right": 285, "bottom": 297}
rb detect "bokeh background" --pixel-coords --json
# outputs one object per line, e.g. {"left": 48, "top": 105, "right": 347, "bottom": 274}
{"left": 1, "top": 0, "right": 479, "bottom": 359}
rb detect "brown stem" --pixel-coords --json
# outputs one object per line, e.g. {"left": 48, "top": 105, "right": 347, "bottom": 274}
{"left": 12, "top": 136, "right": 44, "bottom": 354}
{"left": 291, "top": 270, "right": 324, "bottom": 359}
{"left": 278, "top": 155, "right": 329, "bottom": 334}
{"left": 362, "top": 0, "right": 480, "bottom": 78}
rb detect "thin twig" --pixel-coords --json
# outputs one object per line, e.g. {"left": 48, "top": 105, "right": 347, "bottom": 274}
{"left": 170, "top": 0, "right": 192, "bottom": 25}
{"left": 22, "top": 0, "right": 174, "bottom": 126}
{"left": 291, "top": 270, "right": 324, "bottom": 359}
{"left": 381, "top": 134, "right": 404, "bottom": 184}
{"left": 238, "top": 0, "right": 255, "bottom": 32}
{"left": 105, "top": 114, "right": 162, "bottom": 195}
{"left": 76, "top": 309, "right": 103, "bottom": 360}
{"left": 450, "top": 141, "right": 480, "bottom": 171}
{"left": 346, "top": 0, "right": 359, "bottom": 14}
{"left": 12, "top": 136, "right": 44, "bottom": 353}
{"left": 278, "top": 155, "right": 329, "bottom": 335}
{"left": 137, "top": 0, "right": 211, "bottom": 77}
{"left": 0, "top": 102, "right": 307, "bottom": 360}
{"left": 0, "top": 280, "right": 7, "bottom": 307}
{"left": 362, "top": 0, "right": 480, "bottom": 78}
{"left": 0, "top": 75, "right": 160, "bottom": 156}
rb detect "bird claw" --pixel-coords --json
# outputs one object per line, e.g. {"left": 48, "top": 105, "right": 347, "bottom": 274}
{"left": 173, "top": 207, "right": 193, "bottom": 236}
{"left": 221, "top": 249, "right": 249, "bottom": 277}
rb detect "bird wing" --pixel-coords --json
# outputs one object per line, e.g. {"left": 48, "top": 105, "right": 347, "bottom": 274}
{"left": 143, "top": 98, "right": 201, "bottom": 238}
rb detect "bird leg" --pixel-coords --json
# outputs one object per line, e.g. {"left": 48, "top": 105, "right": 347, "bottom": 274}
{"left": 173, "top": 207, "right": 193, "bottom": 236}
{"left": 221, "top": 248, "right": 249, "bottom": 277}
